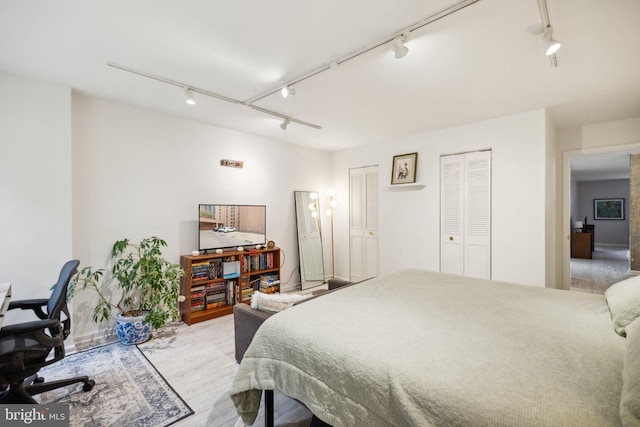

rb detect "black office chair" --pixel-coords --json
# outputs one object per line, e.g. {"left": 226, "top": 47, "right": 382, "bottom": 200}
{"left": 0, "top": 259, "right": 95, "bottom": 403}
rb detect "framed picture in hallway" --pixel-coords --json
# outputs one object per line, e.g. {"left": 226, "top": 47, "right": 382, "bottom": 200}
{"left": 594, "top": 198, "right": 625, "bottom": 220}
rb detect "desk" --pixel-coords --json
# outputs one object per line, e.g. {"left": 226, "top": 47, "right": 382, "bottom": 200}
{"left": 0, "top": 282, "right": 12, "bottom": 328}
{"left": 571, "top": 233, "right": 592, "bottom": 259}
{"left": 583, "top": 224, "right": 595, "bottom": 252}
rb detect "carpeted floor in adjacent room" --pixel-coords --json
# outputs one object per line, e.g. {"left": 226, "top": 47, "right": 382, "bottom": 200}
{"left": 570, "top": 244, "right": 631, "bottom": 294}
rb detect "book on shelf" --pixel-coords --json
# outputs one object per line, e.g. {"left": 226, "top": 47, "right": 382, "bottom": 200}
{"left": 242, "top": 252, "right": 275, "bottom": 273}
{"left": 239, "top": 277, "right": 252, "bottom": 302}
{"left": 206, "top": 282, "right": 226, "bottom": 293}
{"left": 241, "top": 288, "right": 253, "bottom": 302}
{"left": 191, "top": 294, "right": 205, "bottom": 311}
{"left": 226, "top": 280, "right": 238, "bottom": 305}
{"left": 208, "top": 259, "right": 223, "bottom": 280}
{"left": 191, "top": 259, "right": 224, "bottom": 281}
{"left": 191, "top": 285, "right": 205, "bottom": 297}
{"left": 259, "top": 273, "right": 280, "bottom": 293}
{"left": 206, "top": 301, "right": 227, "bottom": 309}
{"left": 206, "top": 291, "right": 226, "bottom": 301}
{"left": 207, "top": 287, "right": 226, "bottom": 301}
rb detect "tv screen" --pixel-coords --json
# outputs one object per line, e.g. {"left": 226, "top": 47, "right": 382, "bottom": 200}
{"left": 198, "top": 204, "right": 266, "bottom": 252}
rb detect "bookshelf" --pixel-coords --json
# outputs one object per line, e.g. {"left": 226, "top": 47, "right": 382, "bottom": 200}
{"left": 180, "top": 247, "right": 281, "bottom": 325}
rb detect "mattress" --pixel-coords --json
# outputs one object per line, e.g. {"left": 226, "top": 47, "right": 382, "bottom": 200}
{"left": 230, "top": 269, "right": 625, "bottom": 426}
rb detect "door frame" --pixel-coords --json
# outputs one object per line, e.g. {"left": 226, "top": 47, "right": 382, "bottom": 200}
{"left": 561, "top": 142, "right": 640, "bottom": 290}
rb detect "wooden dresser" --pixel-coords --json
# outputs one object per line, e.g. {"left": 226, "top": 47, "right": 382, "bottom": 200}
{"left": 571, "top": 233, "right": 592, "bottom": 259}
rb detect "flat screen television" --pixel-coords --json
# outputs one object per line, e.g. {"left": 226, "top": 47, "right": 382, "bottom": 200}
{"left": 198, "top": 204, "right": 266, "bottom": 252}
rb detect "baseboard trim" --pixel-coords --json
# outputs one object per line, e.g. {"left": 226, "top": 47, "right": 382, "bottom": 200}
{"left": 280, "top": 283, "right": 298, "bottom": 293}
{"left": 72, "top": 329, "right": 118, "bottom": 352}
{"left": 595, "top": 243, "right": 629, "bottom": 248}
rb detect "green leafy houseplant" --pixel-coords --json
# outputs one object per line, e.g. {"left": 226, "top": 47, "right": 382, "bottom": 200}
{"left": 69, "top": 236, "right": 185, "bottom": 330}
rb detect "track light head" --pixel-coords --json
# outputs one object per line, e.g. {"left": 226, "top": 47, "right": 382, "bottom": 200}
{"left": 184, "top": 87, "right": 196, "bottom": 105}
{"left": 280, "top": 118, "right": 290, "bottom": 130}
{"left": 281, "top": 86, "right": 296, "bottom": 98}
{"left": 544, "top": 37, "right": 561, "bottom": 56}
{"left": 392, "top": 34, "right": 409, "bottom": 59}
{"left": 543, "top": 27, "right": 561, "bottom": 56}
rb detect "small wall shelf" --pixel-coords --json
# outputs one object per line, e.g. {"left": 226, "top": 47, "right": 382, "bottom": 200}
{"left": 384, "top": 183, "right": 426, "bottom": 191}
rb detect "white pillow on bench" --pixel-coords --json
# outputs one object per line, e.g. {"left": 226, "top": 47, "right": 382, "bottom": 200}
{"left": 251, "top": 291, "right": 311, "bottom": 313}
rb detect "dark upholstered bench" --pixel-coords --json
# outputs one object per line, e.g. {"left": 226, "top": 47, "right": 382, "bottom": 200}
{"left": 234, "top": 279, "right": 353, "bottom": 363}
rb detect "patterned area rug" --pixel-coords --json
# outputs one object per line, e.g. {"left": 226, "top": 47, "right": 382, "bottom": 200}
{"left": 37, "top": 342, "right": 193, "bottom": 427}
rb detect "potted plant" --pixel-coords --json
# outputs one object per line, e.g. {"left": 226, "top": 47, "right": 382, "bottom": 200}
{"left": 69, "top": 236, "right": 185, "bottom": 345}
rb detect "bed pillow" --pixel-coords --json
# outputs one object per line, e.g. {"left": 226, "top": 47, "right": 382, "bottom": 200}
{"left": 605, "top": 275, "right": 640, "bottom": 337}
{"left": 251, "top": 291, "right": 311, "bottom": 313}
{"left": 620, "top": 317, "right": 640, "bottom": 426}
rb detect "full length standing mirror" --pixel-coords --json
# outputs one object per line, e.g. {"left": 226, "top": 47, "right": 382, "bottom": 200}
{"left": 294, "top": 191, "right": 325, "bottom": 289}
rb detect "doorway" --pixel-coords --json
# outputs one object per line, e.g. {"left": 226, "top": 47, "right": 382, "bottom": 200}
{"left": 564, "top": 147, "right": 640, "bottom": 292}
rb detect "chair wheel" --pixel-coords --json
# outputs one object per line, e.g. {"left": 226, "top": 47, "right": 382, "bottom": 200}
{"left": 83, "top": 380, "right": 95, "bottom": 392}
{"left": 34, "top": 376, "right": 45, "bottom": 384}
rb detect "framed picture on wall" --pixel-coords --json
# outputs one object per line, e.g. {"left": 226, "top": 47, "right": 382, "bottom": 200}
{"left": 391, "top": 152, "right": 418, "bottom": 185}
{"left": 594, "top": 198, "right": 625, "bottom": 220}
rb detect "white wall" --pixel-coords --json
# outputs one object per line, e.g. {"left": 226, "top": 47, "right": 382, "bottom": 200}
{"left": 0, "top": 74, "right": 331, "bottom": 347}
{"left": 0, "top": 72, "right": 72, "bottom": 325}
{"left": 330, "top": 109, "right": 549, "bottom": 287}
{"left": 70, "top": 94, "right": 331, "bottom": 345}
{"left": 576, "top": 179, "right": 629, "bottom": 245}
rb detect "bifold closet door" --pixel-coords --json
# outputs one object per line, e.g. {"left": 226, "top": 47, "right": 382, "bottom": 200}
{"left": 350, "top": 166, "right": 379, "bottom": 282}
{"left": 440, "top": 150, "right": 491, "bottom": 279}
{"left": 440, "top": 154, "right": 465, "bottom": 275}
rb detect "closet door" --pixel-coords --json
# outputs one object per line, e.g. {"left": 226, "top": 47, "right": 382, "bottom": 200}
{"left": 350, "top": 166, "right": 379, "bottom": 282}
{"left": 440, "top": 154, "right": 465, "bottom": 275}
{"left": 440, "top": 151, "right": 491, "bottom": 279}
{"left": 463, "top": 151, "right": 491, "bottom": 278}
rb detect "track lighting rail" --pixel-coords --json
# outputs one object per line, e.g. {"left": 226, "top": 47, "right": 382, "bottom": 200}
{"left": 106, "top": 0, "right": 489, "bottom": 131}
{"left": 106, "top": 61, "right": 322, "bottom": 130}
{"left": 537, "top": 0, "right": 560, "bottom": 66}
{"left": 245, "top": 0, "right": 481, "bottom": 104}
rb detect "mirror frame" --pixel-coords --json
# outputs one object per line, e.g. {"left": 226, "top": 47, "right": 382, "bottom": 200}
{"left": 294, "top": 191, "right": 325, "bottom": 290}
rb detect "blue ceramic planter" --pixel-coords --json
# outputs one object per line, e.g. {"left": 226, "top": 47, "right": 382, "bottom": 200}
{"left": 116, "top": 313, "right": 152, "bottom": 345}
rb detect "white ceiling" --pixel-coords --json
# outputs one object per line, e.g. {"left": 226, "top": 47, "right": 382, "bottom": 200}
{"left": 1, "top": 0, "right": 639, "bottom": 152}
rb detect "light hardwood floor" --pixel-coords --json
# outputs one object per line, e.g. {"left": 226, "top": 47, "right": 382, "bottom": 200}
{"left": 138, "top": 315, "right": 238, "bottom": 427}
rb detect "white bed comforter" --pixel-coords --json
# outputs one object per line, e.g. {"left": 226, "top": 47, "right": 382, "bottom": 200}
{"left": 230, "top": 269, "right": 625, "bottom": 426}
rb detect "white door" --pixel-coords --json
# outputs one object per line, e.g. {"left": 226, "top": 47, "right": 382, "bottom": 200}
{"left": 440, "top": 151, "right": 491, "bottom": 279}
{"left": 350, "top": 166, "right": 379, "bottom": 282}
{"left": 440, "top": 154, "right": 465, "bottom": 275}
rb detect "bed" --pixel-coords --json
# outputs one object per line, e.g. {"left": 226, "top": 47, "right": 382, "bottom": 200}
{"left": 230, "top": 269, "right": 640, "bottom": 426}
